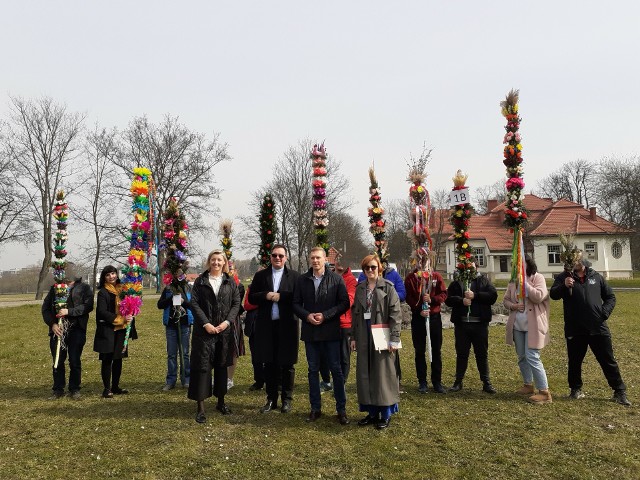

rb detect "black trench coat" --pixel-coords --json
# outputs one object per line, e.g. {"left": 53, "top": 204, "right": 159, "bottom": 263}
{"left": 248, "top": 266, "right": 300, "bottom": 365}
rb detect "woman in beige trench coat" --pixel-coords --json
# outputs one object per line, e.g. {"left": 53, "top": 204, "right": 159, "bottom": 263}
{"left": 351, "top": 254, "right": 401, "bottom": 430}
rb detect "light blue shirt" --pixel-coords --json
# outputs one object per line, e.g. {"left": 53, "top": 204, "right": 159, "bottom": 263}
{"left": 313, "top": 270, "right": 325, "bottom": 293}
{"left": 271, "top": 267, "right": 284, "bottom": 320}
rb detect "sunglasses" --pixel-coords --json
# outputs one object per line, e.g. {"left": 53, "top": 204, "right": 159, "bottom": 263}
{"left": 364, "top": 265, "right": 378, "bottom": 271}
{"left": 271, "top": 253, "right": 285, "bottom": 259}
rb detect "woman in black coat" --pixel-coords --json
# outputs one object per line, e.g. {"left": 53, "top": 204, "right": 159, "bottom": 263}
{"left": 93, "top": 265, "right": 137, "bottom": 398}
{"left": 188, "top": 250, "right": 240, "bottom": 423}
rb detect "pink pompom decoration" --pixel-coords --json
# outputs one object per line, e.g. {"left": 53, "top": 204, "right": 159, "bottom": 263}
{"left": 506, "top": 177, "right": 525, "bottom": 190}
{"left": 162, "top": 273, "right": 174, "bottom": 285}
{"left": 119, "top": 296, "right": 142, "bottom": 317}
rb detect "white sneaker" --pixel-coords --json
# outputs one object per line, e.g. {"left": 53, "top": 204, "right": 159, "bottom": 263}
{"left": 227, "top": 379, "right": 234, "bottom": 390}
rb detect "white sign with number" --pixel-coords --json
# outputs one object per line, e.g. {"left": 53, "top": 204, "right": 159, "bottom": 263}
{"left": 450, "top": 188, "right": 470, "bottom": 206}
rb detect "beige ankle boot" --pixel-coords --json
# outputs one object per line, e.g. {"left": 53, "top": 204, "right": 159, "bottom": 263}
{"left": 516, "top": 384, "right": 534, "bottom": 395}
{"left": 528, "top": 389, "right": 552, "bottom": 404}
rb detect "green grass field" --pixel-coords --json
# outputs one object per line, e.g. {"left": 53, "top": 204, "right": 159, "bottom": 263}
{"left": 0, "top": 293, "right": 638, "bottom": 479}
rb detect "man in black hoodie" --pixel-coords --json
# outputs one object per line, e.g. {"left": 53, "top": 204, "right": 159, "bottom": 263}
{"left": 550, "top": 258, "right": 631, "bottom": 406}
{"left": 42, "top": 276, "right": 94, "bottom": 399}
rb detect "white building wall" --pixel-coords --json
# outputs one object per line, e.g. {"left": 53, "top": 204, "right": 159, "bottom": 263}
{"left": 532, "top": 235, "right": 632, "bottom": 279}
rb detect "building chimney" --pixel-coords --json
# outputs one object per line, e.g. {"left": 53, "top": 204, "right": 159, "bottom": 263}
{"left": 487, "top": 199, "right": 498, "bottom": 212}
{"left": 589, "top": 207, "right": 597, "bottom": 220}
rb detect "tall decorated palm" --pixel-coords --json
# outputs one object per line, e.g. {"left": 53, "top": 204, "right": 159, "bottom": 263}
{"left": 160, "top": 196, "right": 190, "bottom": 378}
{"left": 160, "top": 197, "right": 190, "bottom": 292}
{"left": 220, "top": 219, "right": 233, "bottom": 262}
{"left": 121, "top": 167, "right": 153, "bottom": 353}
{"left": 257, "top": 194, "right": 277, "bottom": 267}
{"left": 51, "top": 190, "right": 69, "bottom": 368}
{"left": 450, "top": 170, "right": 476, "bottom": 319}
{"left": 367, "top": 166, "right": 389, "bottom": 265}
{"left": 501, "top": 89, "right": 528, "bottom": 299}
{"left": 407, "top": 157, "right": 434, "bottom": 360}
{"left": 311, "top": 142, "right": 329, "bottom": 253}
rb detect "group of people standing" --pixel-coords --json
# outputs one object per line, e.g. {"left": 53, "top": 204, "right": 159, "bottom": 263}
{"left": 42, "top": 266, "right": 136, "bottom": 400}
{"left": 42, "top": 245, "right": 631, "bottom": 429}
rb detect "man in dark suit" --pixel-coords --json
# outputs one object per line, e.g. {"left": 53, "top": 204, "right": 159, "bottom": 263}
{"left": 248, "top": 244, "right": 300, "bottom": 414}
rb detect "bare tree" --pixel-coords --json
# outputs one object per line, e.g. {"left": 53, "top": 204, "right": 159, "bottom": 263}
{"left": 114, "top": 115, "right": 231, "bottom": 290}
{"left": 74, "top": 126, "right": 127, "bottom": 289}
{"left": 0, "top": 145, "right": 29, "bottom": 248}
{"left": 2, "top": 96, "right": 84, "bottom": 299}
{"left": 328, "top": 211, "right": 370, "bottom": 267}
{"left": 595, "top": 155, "right": 640, "bottom": 268}
{"left": 430, "top": 188, "right": 452, "bottom": 270}
{"left": 535, "top": 160, "right": 598, "bottom": 207}
{"left": 385, "top": 198, "right": 413, "bottom": 271}
{"left": 269, "top": 139, "right": 352, "bottom": 271}
{"left": 474, "top": 179, "right": 505, "bottom": 214}
{"left": 238, "top": 139, "right": 352, "bottom": 271}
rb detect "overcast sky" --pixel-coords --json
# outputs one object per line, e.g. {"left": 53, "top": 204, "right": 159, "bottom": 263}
{"left": 1, "top": 1, "right": 639, "bottom": 270}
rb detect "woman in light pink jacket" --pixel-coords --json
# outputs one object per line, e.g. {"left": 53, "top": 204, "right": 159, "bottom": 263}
{"left": 503, "top": 256, "right": 551, "bottom": 404}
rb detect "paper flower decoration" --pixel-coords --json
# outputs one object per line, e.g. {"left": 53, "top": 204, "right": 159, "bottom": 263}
{"left": 311, "top": 143, "right": 330, "bottom": 253}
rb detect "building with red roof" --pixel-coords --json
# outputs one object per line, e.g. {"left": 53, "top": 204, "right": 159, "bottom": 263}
{"left": 437, "top": 194, "right": 633, "bottom": 280}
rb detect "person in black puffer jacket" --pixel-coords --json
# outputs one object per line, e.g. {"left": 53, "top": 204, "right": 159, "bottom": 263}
{"left": 550, "top": 257, "right": 630, "bottom": 406}
{"left": 445, "top": 269, "right": 498, "bottom": 394}
{"left": 188, "top": 250, "right": 240, "bottom": 423}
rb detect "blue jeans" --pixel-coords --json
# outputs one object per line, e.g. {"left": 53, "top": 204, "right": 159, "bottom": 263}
{"left": 166, "top": 325, "right": 191, "bottom": 386}
{"left": 513, "top": 330, "right": 548, "bottom": 390}
{"left": 305, "top": 340, "right": 346, "bottom": 413}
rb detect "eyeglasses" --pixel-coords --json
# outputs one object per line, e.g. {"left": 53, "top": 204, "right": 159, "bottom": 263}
{"left": 364, "top": 265, "right": 378, "bottom": 271}
{"left": 271, "top": 253, "right": 285, "bottom": 259}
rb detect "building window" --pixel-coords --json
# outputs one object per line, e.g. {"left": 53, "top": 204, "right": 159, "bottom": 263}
{"left": 548, "top": 244, "right": 561, "bottom": 265}
{"left": 472, "top": 247, "right": 486, "bottom": 267}
{"left": 611, "top": 241, "right": 622, "bottom": 259}
{"left": 584, "top": 242, "right": 598, "bottom": 260}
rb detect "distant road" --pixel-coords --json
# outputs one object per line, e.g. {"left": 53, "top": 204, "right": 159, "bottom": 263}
{"left": 0, "top": 293, "right": 162, "bottom": 309}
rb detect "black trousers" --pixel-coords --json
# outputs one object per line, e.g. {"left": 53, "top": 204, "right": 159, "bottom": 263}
{"left": 454, "top": 322, "right": 490, "bottom": 383}
{"left": 264, "top": 320, "right": 295, "bottom": 403}
{"left": 100, "top": 355, "right": 123, "bottom": 390}
{"left": 188, "top": 337, "right": 228, "bottom": 403}
{"left": 50, "top": 327, "right": 86, "bottom": 393}
{"left": 339, "top": 328, "right": 351, "bottom": 383}
{"left": 411, "top": 311, "right": 443, "bottom": 385}
{"left": 566, "top": 334, "right": 626, "bottom": 391}
{"left": 248, "top": 333, "right": 265, "bottom": 386}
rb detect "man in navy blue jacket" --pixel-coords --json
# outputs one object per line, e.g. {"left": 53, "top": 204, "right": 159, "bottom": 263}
{"left": 293, "top": 247, "right": 350, "bottom": 425}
